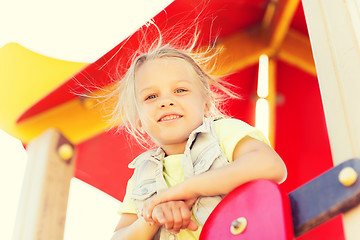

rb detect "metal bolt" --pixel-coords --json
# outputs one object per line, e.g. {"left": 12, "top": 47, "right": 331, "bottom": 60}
{"left": 58, "top": 143, "right": 74, "bottom": 162}
{"left": 230, "top": 217, "right": 247, "bottom": 235}
{"left": 338, "top": 167, "right": 358, "bottom": 187}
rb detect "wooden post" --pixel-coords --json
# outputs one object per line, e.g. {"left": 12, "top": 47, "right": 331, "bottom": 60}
{"left": 13, "top": 129, "right": 75, "bottom": 240}
{"left": 268, "top": 57, "right": 277, "bottom": 146}
{"left": 302, "top": 0, "right": 360, "bottom": 239}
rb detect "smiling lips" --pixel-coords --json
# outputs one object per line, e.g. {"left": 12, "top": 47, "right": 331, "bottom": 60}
{"left": 158, "top": 114, "right": 183, "bottom": 122}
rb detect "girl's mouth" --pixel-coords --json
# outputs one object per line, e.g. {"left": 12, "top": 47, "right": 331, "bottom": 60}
{"left": 158, "top": 114, "right": 182, "bottom": 122}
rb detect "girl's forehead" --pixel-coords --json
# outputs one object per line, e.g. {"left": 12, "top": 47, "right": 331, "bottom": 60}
{"left": 137, "top": 57, "right": 194, "bottom": 72}
{"left": 134, "top": 57, "right": 200, "bottom": 84}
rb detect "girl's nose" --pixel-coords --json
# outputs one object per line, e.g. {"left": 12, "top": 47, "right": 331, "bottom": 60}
{"left": 160, "top": 96, "right": 175, "bottom": 108}
{"left": 159, "top": 93, "right": 175, "bottom": 108}
{"left": 161, "top": 102, "right": 174, "bottom": 108}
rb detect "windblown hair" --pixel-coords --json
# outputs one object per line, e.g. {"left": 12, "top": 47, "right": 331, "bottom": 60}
{"left": 102, "top": 23, "right": 240, "bottom": 148}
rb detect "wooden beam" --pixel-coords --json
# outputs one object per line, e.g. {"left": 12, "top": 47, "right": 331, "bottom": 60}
{"left": 302, "top": 0, "right": 360, "bottom": 239}
{"left": 278, "top": 29, "right": 316, "bottom": 76}
{"left": 264, "top": 0, "right": 301, "bottom": 51}
{"left": 267, "top": 57, "right": 277, "bottom": 146}
{"left": 13, "top": 129, "right": 75, "bottom": 240}
{"left": 206, "top": 29, "right": 269, "bottom": 76}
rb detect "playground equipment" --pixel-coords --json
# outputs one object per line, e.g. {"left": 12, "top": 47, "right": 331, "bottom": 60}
{"left": 1, "top": 0, "right": 359, "bottom": 239}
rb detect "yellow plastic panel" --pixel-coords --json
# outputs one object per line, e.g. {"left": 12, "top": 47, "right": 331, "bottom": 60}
{"left": 16, "top": 97, "right": 112, "bottom": 144}
{"left": 0, "top": 43, "right": 88, "bottom": 142}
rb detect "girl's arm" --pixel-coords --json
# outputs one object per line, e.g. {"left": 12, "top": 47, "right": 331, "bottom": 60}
{"left": 111, "top": 213, "right": 159, "bottom": 240}
{"left": 111, "top": 199, "right": 198, "bottom": 239}
{"left": 143, "top": 136, "right": 287, "bottom": 220}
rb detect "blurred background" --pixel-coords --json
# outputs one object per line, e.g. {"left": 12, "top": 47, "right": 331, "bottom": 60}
{"left": 0, "top": 0, "right": 350, "bottom": 239}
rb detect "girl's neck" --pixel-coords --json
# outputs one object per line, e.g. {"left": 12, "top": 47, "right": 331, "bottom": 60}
{"left": 161, "top": 142, "right": 187, "bottom": 156}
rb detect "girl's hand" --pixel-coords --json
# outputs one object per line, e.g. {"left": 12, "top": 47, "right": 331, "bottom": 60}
{"left": 151, "top": 201, "right": 198, "bottom": 234}
{"left": 142, "top": 182, "right": 198, "bottom": 222}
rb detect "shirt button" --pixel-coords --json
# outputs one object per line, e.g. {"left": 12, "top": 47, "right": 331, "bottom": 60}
{"left": 169, "top": 235, "right": 176, "bottom": 240}
{"left": 140, "top": 188, "right": 148, "bottom": 194}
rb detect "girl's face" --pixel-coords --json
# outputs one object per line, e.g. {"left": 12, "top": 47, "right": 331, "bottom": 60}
{"left": 134, "top": 57, "right": 208, "bottom": 155}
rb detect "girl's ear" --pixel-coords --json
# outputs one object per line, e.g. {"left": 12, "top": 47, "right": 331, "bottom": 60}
{"left": 204, "top": 102, "right": 211, "bottom": 117}
{"left": 137, "top": 119, "right": 145, "bottom": 134}
{"left": 137, "top": 119, "right": 142, "bottom": 128}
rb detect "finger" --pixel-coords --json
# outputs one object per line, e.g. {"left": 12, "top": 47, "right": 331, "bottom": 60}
{"left": 185, "top": 197, "right": 197, "bottom": 209}
{"left": 171, "top": 206, "right": 183, "bottom": 234}
{"left": 162, "top": 205, "right": 174, "bottom": 231}
{"left": 142, "top": 208, "right": 152, "bottom": 223}
{"left": 187, "top": 220, "right": 199, "bottom": 232}
{"left": 143, "top": 206, "right": 155, "bottom": 225}
{"left": 179, "top": 204, "right": 191, "bottom": 229}
{"left": 144, "top": 198, "right": 159, "bottom": 223}
{"left": 144, "top": 198, "right": 161, "bottom": 221}
{"left": 143, "top": 200, "right": 151, "bottom": 221}
{"left": 152, "top": 206, "right": 166, "bottom": 225}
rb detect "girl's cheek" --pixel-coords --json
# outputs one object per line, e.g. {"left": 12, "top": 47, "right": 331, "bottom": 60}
{"left": 143, "top": 105, "right": 154, "bottom": 113}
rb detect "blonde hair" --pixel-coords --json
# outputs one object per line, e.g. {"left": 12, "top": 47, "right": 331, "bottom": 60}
{"left": 103, "top": 24, "right": 239, "bottom": 148}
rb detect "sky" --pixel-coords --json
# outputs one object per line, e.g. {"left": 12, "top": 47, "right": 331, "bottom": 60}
{"left": 0, "top": 0, "right": 173, "bottom": 239}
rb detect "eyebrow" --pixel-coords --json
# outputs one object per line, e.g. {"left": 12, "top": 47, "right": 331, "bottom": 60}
{"left": 138, "top": 79, "right": 193, "bottom": 94}
{"left": 138, "top": 87, "right": 156, "bottom": 95}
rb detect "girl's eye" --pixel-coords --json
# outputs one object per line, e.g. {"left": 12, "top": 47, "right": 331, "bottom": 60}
{"left": 175, "top": 89, "right": 187, "bottom": 93}
{"left": 145, "top": 94, "right": 157, "bottom": 101}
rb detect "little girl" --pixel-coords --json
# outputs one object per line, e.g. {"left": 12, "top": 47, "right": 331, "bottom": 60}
{"left": 110, "top": 45, "right": 287, "bottom": 240}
